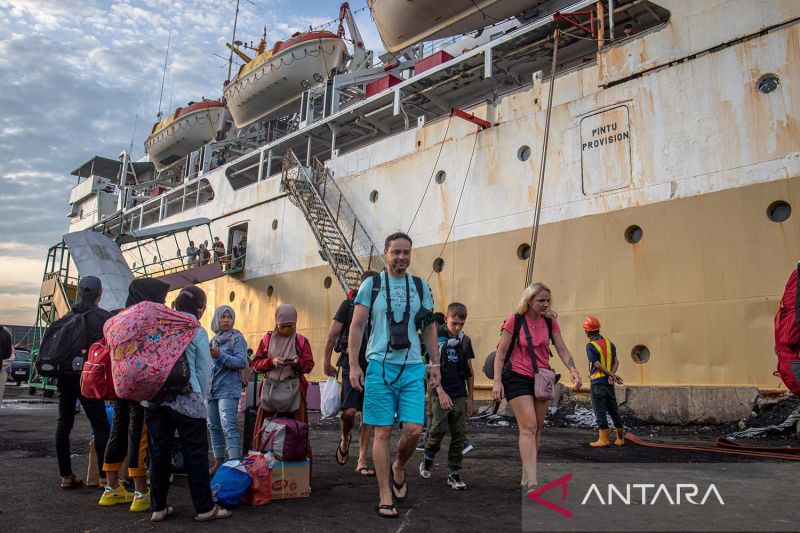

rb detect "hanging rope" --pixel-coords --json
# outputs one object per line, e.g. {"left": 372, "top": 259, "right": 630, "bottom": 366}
{"left": 524, "top": 29, "right": 560, "bottom": 287}
{"left": 426, "top": 129, "right": 480, "bottom": 283}
{"left": 407, "top": 115, "right": 453, "bottom": 233}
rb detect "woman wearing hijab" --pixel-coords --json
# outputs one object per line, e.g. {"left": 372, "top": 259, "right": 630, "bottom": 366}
{"left": 145, "top": 285, "right": 231, "bottom": 523}
{"left": 207, "top": 305, "right": 248, "bottom": 475}
{"left": 251, "top": 304, "right": 315, "bottom": 449}
{"left": 99, "top": 278, "right": 170, "bottom": 512}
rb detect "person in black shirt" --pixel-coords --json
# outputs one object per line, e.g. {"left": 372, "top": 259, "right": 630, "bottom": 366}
{"left": 323, "top": 270, "right": 377, "bottom": 477}
{"left": 55, "top": 276, "right": 112, "bottom": 489}
{"left": 419, "top": 302, "right": 474, "bottom": 490}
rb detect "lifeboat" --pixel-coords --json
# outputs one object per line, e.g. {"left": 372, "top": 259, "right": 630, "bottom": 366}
{"left": 144, "top": 99, "right": 224, "bottom": 171}
{"left": 224, "top": 30, "right": 347, "bottom": 129}
{"left": 368, "top": 0, "right": 546, "bottom": 53}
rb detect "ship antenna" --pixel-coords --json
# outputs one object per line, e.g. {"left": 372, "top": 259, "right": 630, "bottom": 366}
{"left": 227, "top": 0, "right": 241, "bottom": 81}
{"left": 156, "top": 29, "right": 172, "bottom": 121}
{"left": 127, "top": 113, "right": 138, "bottom": 159}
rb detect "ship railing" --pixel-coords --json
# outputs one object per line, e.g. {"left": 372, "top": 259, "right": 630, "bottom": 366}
{"left": 129, "top": 252, "right": 245, "bottom": 278}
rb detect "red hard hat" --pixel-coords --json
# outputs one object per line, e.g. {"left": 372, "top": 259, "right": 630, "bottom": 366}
{"left": 583, "top": 316, "right": 601, "bottom": 332}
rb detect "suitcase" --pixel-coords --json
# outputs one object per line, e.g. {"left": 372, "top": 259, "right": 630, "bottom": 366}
{"left": 242, "top": 374, "right": 259, "bottom": 457}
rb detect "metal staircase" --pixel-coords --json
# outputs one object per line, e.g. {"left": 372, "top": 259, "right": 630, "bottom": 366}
{"left": 281, "top": 150, "right": 385, "bottom": 291}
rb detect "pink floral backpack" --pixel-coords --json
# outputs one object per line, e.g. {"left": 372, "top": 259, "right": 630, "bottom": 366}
{"left": 104, "top": 301, "right": 200, "bottom": 401}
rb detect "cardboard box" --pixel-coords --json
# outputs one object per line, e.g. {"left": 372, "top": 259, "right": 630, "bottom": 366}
{"left": 271, "top": 460, "right": 310, "bottom": 500}
{"left": 365, "top": 74, "right": 402, "bottom": 98}
{"left": 414, "top": 50, "right": 454, "bottom": 76}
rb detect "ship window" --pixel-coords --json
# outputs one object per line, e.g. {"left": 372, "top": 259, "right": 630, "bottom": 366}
{"left": 228, "top": 222, "right": 248, "bottom": 270}
{"left": 517, "top": 146, "right": 531, "bottom": 161}
{"left": 433, "top": 257, "right": 445, "bottom": 272}
{"left": 767, "top": 201, "right": 791, "bottom": 223}
{"left": 324, "top": 276, "right": 333, "bottom": 289}
{"left": 272, "top": 219, "right": 278, "bottom": 230}
{"left": 435, "top": 170, "right": 446, "bottom": 184}
{"left": 757, "top": 74, "right": 780, "bottom": 95}
{"left": 631, "top": 345, "right": 650, "bottom": 364}
{"left": 517, "top": 243, "right": 531, "bottom": 260}
{"left": 369, "top": 190, "right": 379, "bottom": 203}
{"left": 624, "top": 225, "right": 643, "bottom": 244}
{"left": 229, "top": 291, "right": 236, "bottom": 302}
{"left": 267, "top": 285, "right": 274, "bottom": 297}
{"left": 225, "top": 150, "right": 270, "bottom": 190}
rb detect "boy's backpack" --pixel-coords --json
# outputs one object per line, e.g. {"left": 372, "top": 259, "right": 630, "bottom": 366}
{"left": 36, "top": 310, "right": 91, "bottom": 378}
{"left": 80, "top": 339, "right": 116, "bottom": 400}
{"left": 482, "top": 313, "right": 553, "bottom": 380}
{"left": 211, "top": 460, "right": 252, "bottom": 507}
{"left": 774, "top": 264, "right": 800, "bottom": 394}
{"left": 259, "top": 417, "right": 309, "bottom": 461}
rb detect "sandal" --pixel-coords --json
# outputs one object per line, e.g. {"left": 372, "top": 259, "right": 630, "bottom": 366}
{"left": 390, "top": 466, "right": 408, "bottom": 502}
{"left": 194, "top": 505, "right": 232, "bottom": 522}
{"left": 60, "top": 474, "right": 84, "bottom": 490}
{"left": 356, "top": 466, "right": 376, "bottom": 477}
{"left": 375, "top": 504, "right": 399, "bottom": 519}
{"left": 150, "top": 506, "right": 174, "bottom": 522}
{"left": 335, "top": 434, "right": 351, "bottom": 466}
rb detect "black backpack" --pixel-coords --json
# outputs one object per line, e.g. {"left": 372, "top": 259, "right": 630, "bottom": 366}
{"left": 36, "top": 311, "right": 91, "bottom": 378}
{"left": 482, "top": 313, "right": 553, "bottom": 380}
{"left": 333, "top": 298, "right": 355, "bottom": 354}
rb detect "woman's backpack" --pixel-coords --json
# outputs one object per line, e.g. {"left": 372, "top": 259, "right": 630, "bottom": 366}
{"left": 104, "top": 301, "right": 199, "bottom": 402}
{"left": 80, "top": 339, "right": 116, "bottom": 400}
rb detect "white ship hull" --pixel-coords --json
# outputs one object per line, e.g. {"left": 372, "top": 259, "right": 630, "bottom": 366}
{"left": 145, "top": 106, "right": 223, "bottom": 171}
{"left": 224, "top": 37, "right": 347, "bottom": 129}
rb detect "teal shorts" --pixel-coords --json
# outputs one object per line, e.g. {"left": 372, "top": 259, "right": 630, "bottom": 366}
{"left": 363, "top": 360, "right": 425, "bottom": 426}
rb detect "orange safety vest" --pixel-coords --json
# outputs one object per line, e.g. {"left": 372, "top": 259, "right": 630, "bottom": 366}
{"left": 589, "top": 337, "right": 613, "bottom": 380}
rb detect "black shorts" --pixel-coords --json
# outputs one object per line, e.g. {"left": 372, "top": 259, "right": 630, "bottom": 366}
{"left": 502, "top": 370, "right": 536, "bottom": 401}
{"left": 340, "top": 364, "right": 364, "bottom": 412}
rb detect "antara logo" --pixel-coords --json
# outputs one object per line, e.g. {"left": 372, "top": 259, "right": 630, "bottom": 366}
{"left": 581, "top": 483, "right": 725, "bottom": 506}
{"left": 527, "top": 474, "right": 725, "bottom": 518}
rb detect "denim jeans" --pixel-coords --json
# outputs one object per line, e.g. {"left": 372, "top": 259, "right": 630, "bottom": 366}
{"left": 207, "top": 397, "right": 241, "bottom": 459}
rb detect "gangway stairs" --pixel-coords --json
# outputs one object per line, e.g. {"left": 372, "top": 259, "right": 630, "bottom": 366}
{"left": 281, "top": 150, "right": 386, "bottom": 291}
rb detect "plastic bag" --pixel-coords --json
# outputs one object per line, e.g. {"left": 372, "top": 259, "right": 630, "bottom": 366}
{"left": 211, "top": 459, "right": 252, "bottom": 506}
{"left": 319, "top": 377, "right": 341, "bottom": 418}
{"left": 241, "top": 452, "right": 272, "bottom": 506}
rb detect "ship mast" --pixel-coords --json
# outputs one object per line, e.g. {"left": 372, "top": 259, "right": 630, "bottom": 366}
{"left": 156, "top": 29, "right": 172, "bottom": 121}
{"left": 227, "top": 0, "right": 241, "bottom": 81}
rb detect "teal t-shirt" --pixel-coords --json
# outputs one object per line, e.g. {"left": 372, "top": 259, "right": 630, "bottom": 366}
{"left": 354, "top": 272, "right": 434, "bottom": 366}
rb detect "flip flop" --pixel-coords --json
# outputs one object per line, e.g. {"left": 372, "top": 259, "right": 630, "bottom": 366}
{"left": 194, "top": 505, "right": 232, "bottom": 522}
{"left": 150, "top": 506, "right": 174, "bottom": 522}
{"left": 335, "top": 434, "right": 351, "bottom": 466}
{"left": 356, "top": 466, "right": 376, "bottom": 477}
{"left": 390, "top": 467, "right": 408, "bottom": 502}
{"left": 375, "top": 504, "right": 399, "bottom": 519}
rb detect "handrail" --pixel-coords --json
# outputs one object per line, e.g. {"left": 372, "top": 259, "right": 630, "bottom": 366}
{"left": 130, "top": 252, "right": 246, "bottom": 278}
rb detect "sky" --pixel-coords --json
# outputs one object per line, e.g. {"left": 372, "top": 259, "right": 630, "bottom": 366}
{"left": 0, "top": 0, "right": 384, "bottom": 326}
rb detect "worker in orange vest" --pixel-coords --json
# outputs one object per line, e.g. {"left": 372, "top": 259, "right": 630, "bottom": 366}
{"left": 583, "top": 316, "right": 625, "bottom": 447}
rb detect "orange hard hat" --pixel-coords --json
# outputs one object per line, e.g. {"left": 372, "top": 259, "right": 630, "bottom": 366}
{"left": 583, "top": 316, "right": 601, "bottom": 332}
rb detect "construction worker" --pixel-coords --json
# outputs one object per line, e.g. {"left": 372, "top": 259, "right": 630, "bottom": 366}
{"left": 583, "top": 316, "right": 625, "bottom": 447}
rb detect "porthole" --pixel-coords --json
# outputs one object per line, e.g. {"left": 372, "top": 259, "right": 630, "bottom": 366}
{"left": 267, "top": 285, "right": 274, "bottom": 297}
{"left": 324, "top": 276, "right": 333, "bottom": 289}
{"left": 229, "top": 291, "right": 235, "bottom": 302}
{"left": 517, "top": 145, "right": 531, "bottom": 161}
{"left": 624, "top": 225, "right": 643, "bottom": 244}
{"left": 757, "top": 74, "right": 780, "bottom": 95}
{"left": 767, "top": 201, "right": 791, "bottom": 223}
{"left": 433, "top": 257, "right": 445, "bottom": 272}
{"left": 631, "top": 345, "right": 650, "bottom": 365}
{"left": 435, "top": 170, "right": 446, "bottom": 184}
{"left": 170, "top": 301, "right": 175, "bottom": 309}
{"left": 369, "top": 190, "right": 379, "bottom": 203}
{"left": 272, "top": 219, "right": 278, "bottom": 230}
{"left": 517, "top": 243, "right": 531, "bottom": 260}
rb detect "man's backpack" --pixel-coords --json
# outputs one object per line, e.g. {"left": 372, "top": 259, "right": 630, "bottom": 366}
{"left": 81, "top": 339, "right": 116, "bottom": 400}
{"left": 333, "top": 299, "right": 354, "bottom": 354}
{"left": 774, "top": 264, "right": 800, "bottom": 394}
{"left": 36, "top": 311, "right": 91, "bottom": 378}
{"left": 482, "top": 313, "right": 553, "bottom": 379}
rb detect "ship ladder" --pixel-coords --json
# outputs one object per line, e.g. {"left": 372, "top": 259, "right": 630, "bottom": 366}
{"left": 280, "top": 149, "right": 386, "bottom": 292}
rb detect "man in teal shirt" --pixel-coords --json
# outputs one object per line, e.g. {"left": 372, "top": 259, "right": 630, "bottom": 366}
{"left": 348, "top": 232, "right": 440, "bottom": 519}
